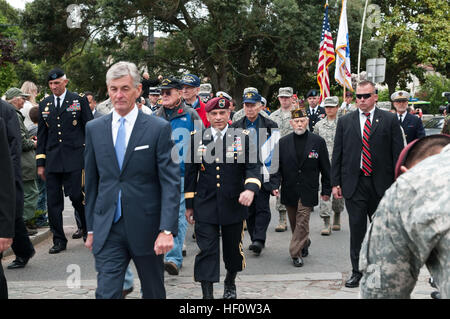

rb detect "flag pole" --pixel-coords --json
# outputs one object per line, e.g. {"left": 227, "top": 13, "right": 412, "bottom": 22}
{"left": 357, "top": 0, "right": 370, "bottom": 82}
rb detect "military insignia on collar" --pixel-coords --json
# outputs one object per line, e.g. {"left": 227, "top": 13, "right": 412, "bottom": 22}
{"left": 45, "top": 107, "right": 49, "bottom": 112}
{"left": 79, "top": 93, "right": 85, "bottom": 97}
{"left": 191, "top": 130, "right": 197, "bottom": 135}
{"left": 242, "top": 129, "right": 250, "bottom": 135}
{"left": 219, "top": 99, "right": 226, "bottom": 108}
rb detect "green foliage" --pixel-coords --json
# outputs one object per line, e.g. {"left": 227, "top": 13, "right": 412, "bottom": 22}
{"left": 416, "top": 74, "right": 450, "bottom": 114}
{"left": 0, "top": 62, "right": 18, "bottom": 96}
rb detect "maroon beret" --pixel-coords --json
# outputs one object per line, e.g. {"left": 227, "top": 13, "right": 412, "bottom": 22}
{"left": 205, "top": 97, "right": 230, "bottom": 112}
{"left": 394, "top": 138, "right": 420, "bottom": 180}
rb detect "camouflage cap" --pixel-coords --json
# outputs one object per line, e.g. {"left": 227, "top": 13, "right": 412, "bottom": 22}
{"left": 278, "top": 87, "right": 293, "bottom": 97}
{"left": 323, "top": 96, "right": 339, "bottom": 107}
{"left": 5, "top": 87, "right": 30, "bottom": 100}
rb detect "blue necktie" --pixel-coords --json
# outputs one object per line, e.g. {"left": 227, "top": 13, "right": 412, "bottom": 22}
{"left": 114, "top": 117, "right": 126, "bottom": 223}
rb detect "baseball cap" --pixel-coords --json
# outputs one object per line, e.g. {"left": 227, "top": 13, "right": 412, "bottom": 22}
{"left": 181, "top": 74, "right": 200, "bottom": 87}
{"left": 5, "top": 88, "right": 30, "bottom": 100}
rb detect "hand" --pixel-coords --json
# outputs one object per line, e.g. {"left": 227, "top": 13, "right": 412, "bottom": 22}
{"left": 239, "top": 190, "right": 255, "bottom": 207}
{"left": 37, "top": 166, "right": 46, "bottom": 181}
{"left": 321, "top": 195, "right": 330, "bottom": 201}
{"left": 0, "top": 238, "right": 12, "bottom": 252}
{"left": 332, "top": 186, "right": 343, "bottom": 199}
{"left": 84, "top": 233, "right": 93, "bottom": 251}
{"left": 154, "top": 232, "right": 174, "bottom": 255}
{"left": 271, "top": 189, "right": 279, "bottom": 197}
{"left": 185, "top": 208, "right": 195, "bottom": 225}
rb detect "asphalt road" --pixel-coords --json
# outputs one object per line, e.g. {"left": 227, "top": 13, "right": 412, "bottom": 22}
{"left": 3, "top": 196, "right": 352, "bottom": 283}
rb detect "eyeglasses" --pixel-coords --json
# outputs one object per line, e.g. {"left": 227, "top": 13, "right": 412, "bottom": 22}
{"left": 356, "top": 93, "right": 373, "bottom": 100}
{"left": 161, "top": 90, "right": 172, "bottom": 96}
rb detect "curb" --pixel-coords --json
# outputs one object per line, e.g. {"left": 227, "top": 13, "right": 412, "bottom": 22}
{"left": 3, "top": 228, "right": 52, "bottom": 258}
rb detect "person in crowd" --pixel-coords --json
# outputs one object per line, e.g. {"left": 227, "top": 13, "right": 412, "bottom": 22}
{"left": 84, "top": 61, "right": 179, "bottom": 299}
{"left": 184, "top": 96, "right": 261, "bottom": 298}
{"left": 391, "top": 90, "right": 425, "bottom": 144}
{"left": 148, "top": 87, "right": 161, "bottom": 112}
{"left": 20, "top": 81, "right": 39, "bottom": 129}
{"left": 232, "top": 91, "right": 279, "bottom": 256}
{"left": 276, "top": 108, "right": 331, "bottom": 267}
{"left": 269, "top": 87, "right": 295, "bottom": 233}
{"left": 305, "top": 89, "right": 325, "bottom": 132}
{"left": 155, "top": 77, "right": 203, "bottom": 276}
{"left": 181, "top": 74, "right": 210, "bottom": 127}
{"left": 331, "top": 80, "right": 403, "bottom": 288}
{"left": 314, "top": 96, "right": 344, "bottom": 236}
{"left": 36, "top": 68, "right": 93, "bottom": 253}
{"left": 0, "top": 118, "right": 16, "bottom": 299}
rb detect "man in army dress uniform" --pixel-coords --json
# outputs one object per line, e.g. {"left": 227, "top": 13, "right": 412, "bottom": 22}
{"left": 269, "top": 87, "right": 294, "bottom": 232}
{"left": 36, "top": 68, "right": 93, "bottom": 254}
{"left": 314, "top": 96, "right": 344, "bottom": 236}
{"left": 184, "top": 97, "right": 261, "bottom": 299}
{"left": 305, "top": 89, "right": 325, "bottom": 132}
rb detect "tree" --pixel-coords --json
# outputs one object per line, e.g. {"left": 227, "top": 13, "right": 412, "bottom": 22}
{"left": 373, "top": 0, "right": 450, "bottom": 96}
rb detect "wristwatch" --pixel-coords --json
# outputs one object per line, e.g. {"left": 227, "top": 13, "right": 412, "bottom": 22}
{"left": 162, "top": 230, "right": 172, "bottom": 235}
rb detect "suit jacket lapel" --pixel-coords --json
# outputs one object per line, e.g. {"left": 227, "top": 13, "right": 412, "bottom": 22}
{"left": 298, "top": 132, "right": 313, "bottom": 169}
{"left": 121, "top": 111, "right": 147, "bottom": 173}
{"left": 352, "top": 110, "right": 362, "bottom": 140}
{"left": 105, "top": 113, "right": 120, "bottom": 172}
{"left": 288, "top": 133, "right": 300, "bottom": 168}
{"left": 370, "top": 108, "right": 382, "bottom": 136}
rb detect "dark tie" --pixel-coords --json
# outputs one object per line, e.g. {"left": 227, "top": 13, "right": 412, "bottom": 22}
{"left": 56, "top": 97, "right": 61, "bottom": 109}
{"left": 362, "top": 113, "right": 372, "bottom": 176}
{"left": 398, "top": 115, "right": 402, "bottom": 124}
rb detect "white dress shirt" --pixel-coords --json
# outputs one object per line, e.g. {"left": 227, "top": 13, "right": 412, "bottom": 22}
{"left": 210, "top": 125, "right": 229, "bottom": 142}
{"left": 54, "top": 89, "right": 67, "bottom": 107}
{"left": 112, "top": 105, "right": 138, "bottom": 147}
{"left": 359, "top": 107, "right": 376, "bottom": 170}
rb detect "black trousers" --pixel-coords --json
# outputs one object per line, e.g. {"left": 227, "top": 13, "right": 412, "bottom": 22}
{"left": 194, "top": 221, "right": 245, "bottom": 283}
{"left": 247, "top": 188, "right": 271, "bottom": 244}
{"left": 11, "top": 180, "right": 34, "bottom": 260}
{"left": 0, "top": 253, "right": 7, "bottom": 299}
{"left": 345, "top": 175, "right": 382, "bottom": 274}
{"left": 46, "top": 170, "right": 86, "bottom": 245}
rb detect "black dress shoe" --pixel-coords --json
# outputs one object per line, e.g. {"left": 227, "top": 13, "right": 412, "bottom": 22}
{"left": 252, "top": 241, "right": 264, "bottom": 256}
{"left": 49, "top": 243, "right": 66, "bottom": 254}
{"left": 345, "top": 272, "right": 362, "bottom": 288}
{"left": 223, "top": 272, "right": 237, "bottom": 299}
{"left": 7, "top": 250, "right": 35, "bottom": 269}
{"left": 72, "top": 229, "right": 83, "bottom": 239}
{"left": 201, "top": 281, "right": 214, "bottom": 299}
{"left": 301, "top": 239, "right": 311, "bottom": 257}
{"left": 292, "top": 257, "right": 304, "bottom": 267}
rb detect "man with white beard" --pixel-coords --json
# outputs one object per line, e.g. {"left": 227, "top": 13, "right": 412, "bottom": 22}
{"left": 274, "top": 108, "right": 331, "bottom": 267}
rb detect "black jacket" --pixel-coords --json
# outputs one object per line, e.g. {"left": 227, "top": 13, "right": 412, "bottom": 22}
{"left": 231, "top": 114, "right": 279, "bottom": 192}
{"left": 36, "top": 91, "right": 93, "bottom": 172}
{"left": 399, "top": 112, "right": 425, "bottom": 144}
{"left": 0, "top": 118, "right": 16, "bottom": 238}
{"left": 306, "top": 106, "right": 326, "bottom": 132}
{"left": 276, "top": 131, "right": 331, "bottom": 207}
{"left": 331, "top": 108, "right": 404, "bottom": 199}
{"left": 184, "top": 127, "right": 261, "bottom": 225}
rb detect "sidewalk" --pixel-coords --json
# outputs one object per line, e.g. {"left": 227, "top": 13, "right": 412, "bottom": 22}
{"left": 7, "top": 269, "right": 434, "bottom": 299}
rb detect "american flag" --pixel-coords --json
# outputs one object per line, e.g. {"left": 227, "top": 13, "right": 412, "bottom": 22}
{"left": 317, "top": 3, "right": 335, "bottom": 103}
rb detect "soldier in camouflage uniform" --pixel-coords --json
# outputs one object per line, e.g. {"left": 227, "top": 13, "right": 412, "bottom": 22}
{"left": 269, "top": 87, "right": 294, "bottom": 232}
{"left": 314, "top": 96, "right": 344, "bottom": 236}
{"left": 360, "top": 138, "right": 450, "bottom": 299}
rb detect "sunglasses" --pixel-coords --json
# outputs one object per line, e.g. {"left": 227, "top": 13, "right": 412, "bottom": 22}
{"left": 161, "top": 90, "right": 172, "bottom": 96}
{"left": 356, "top": 93, "right": 373, "bottom": 100}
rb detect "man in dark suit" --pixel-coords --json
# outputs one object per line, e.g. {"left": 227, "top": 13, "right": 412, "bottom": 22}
{"left": 231, "top": 91, "right": 279, "bottom": 256}
{"left": 36, "top": 68, "right": 94, "bottom": 253}
{"left": 84, "top": 61, "right": 180, "bottom": 299}
{"left": 0, "top": 99, "right": 35, "bottom": 271}
{"left": 276, "top": 108, "right": 331, "bottom": 267}
{"left": 391, "top": 90, "right": 425, "bottom": 144}
{"left": 185, "top": 97, "right": 261, "bottom": 299}
{"left": 331, "top": 80, "right": 404, "bottom": 288}
{"left": 0, "top": 118, "right": 16, "bottom": 299}
{"left": 305, "top": 89, "right": 325, "bottom": 132}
